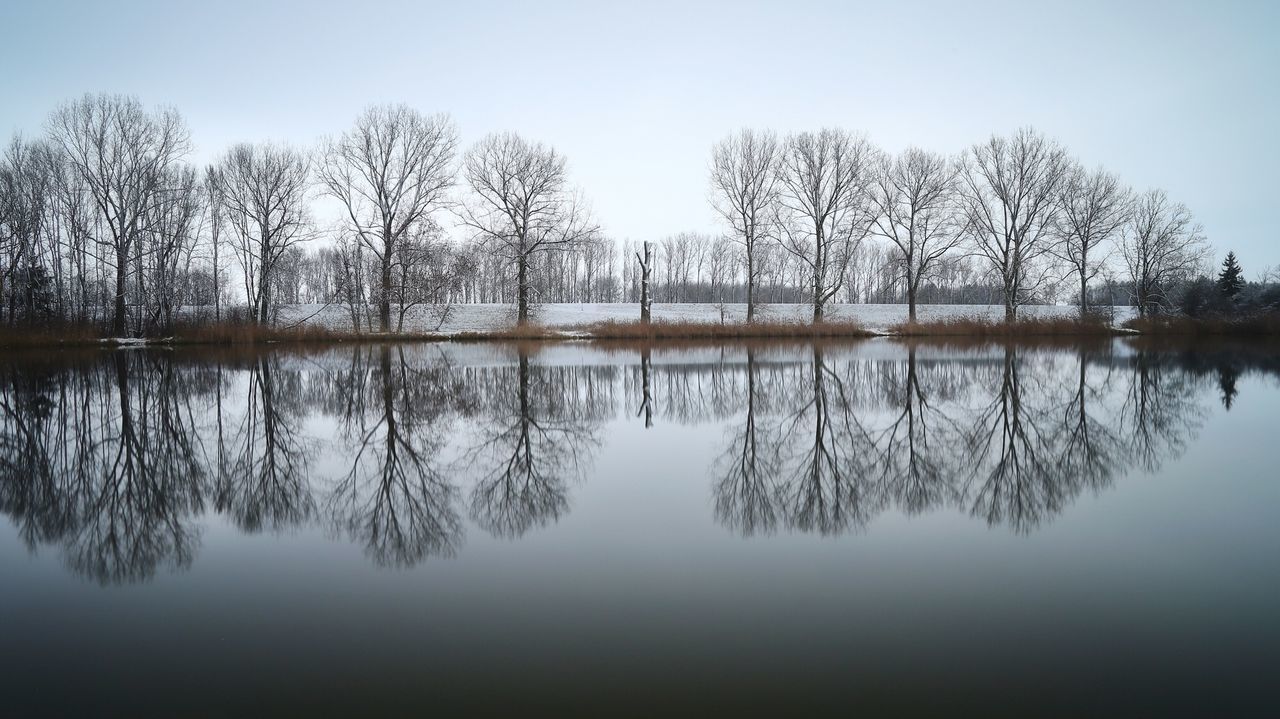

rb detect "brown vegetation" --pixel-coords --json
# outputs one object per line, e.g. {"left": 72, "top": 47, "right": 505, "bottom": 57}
{"left": 6, "top": 311, "right": 1280, "bottom": 350}
{"left": 1122, "top": 313, "right": 1280, "bottom": 337}
{"left": 577, "top": 319, "right": 875, "bottom": 340}
{"left": 887, "top": 316, "right": 1119, "bottom": 337}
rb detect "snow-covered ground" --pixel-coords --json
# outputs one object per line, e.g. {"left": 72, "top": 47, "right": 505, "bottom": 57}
{"left": 269, "top": 302, "right": 1136, "bottom": 334}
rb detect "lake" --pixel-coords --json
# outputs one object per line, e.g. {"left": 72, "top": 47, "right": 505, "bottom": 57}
{"left": 2, "top": 338, "right": 1277, "bottom": 716}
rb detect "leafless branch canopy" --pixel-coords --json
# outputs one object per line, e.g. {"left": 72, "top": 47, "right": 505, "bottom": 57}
{"left": 774, "top": 128, "right": 876, "bottom": 321}
{"left": 957, "top": 127, "right": 1070, "bottom": 320}
{"left": 317, "top": 105, "right": 458, "bottom": 331}
{"left": 1121, "top": 188, "right": 1208, "bottom": 315}
{"left": 458, "top": 132, "right": 599, "bottom": 324}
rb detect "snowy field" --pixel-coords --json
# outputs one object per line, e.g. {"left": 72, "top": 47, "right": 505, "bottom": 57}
{"left": 269, "top": 302, "right": 1136, "bottom": 335}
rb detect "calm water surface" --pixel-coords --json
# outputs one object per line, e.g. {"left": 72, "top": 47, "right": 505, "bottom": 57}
{"left": 2, "top": 339, "right": 1278, "bottom": 716}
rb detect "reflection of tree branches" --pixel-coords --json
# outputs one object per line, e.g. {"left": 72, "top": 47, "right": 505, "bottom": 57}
{"left": 216, "top": 356, "right": 312, "bottom": 533}
{"left": 63, "top": 354, "right": 206, "bottom": 584}
{"left": 1120, "top": 352, "right": 1206, "bottom": 473}
{"left": 713, "top": 350, "right": 783, "bottom": 535}
{"left": 1056, "top": 350, "right": 1124, "bottom": 494}
{"left": 461, "top": 352, "right": 602, "bottom": 539}
{"left": 963, "top": 348, "right": 1072, "bottom": 533}
{"left": 870, "top": 346, "right": 962, "bottom": 515}
{"left": 0, "top": 364, "right": 79, "bottom": 549}
{"left": 327, "top": 346, "right": 462, "bottom": 567}
{"left": 776, "top": 348, "right": 882, "bottom": 535}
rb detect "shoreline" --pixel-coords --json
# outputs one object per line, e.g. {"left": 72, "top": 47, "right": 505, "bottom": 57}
{"left": 2, "top": 315, "right": 1277, "bottom": 349}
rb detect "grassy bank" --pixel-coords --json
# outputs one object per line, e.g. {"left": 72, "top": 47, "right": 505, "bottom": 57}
{"left": 3, "top": 312, "right": 1279, "bottom": 349}
{"left": 576, "top": 319, "right": 876, "bottom": 340}
{"left": 887, "top": 316, "right": 1121, "bottom": 337}
{"left": 1122, "top": 314, "right": 1280, "bottom": 337}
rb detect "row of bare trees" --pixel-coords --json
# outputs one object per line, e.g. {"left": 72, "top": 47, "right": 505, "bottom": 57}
{"left": 0, "top": 94, "right": 608, "bottom": 333}
{"left": 2, "top": 96, "right": 1226, "bottom": 333}
{"left": 709, "top": 126, "right": 1212, "bottom": 321}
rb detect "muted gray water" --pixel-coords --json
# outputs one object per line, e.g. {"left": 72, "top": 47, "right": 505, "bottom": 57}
{"left": 1, "top": 339, "right": 1277, "bottom": 716}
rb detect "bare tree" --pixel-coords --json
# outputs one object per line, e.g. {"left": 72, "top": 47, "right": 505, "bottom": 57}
{"left": 957, "top": 127, "right": 1070, "bottom": 321}
{"left": 868, "top": 148, "right": 961, "bottom": 323}
{"left": 1054, "top": 164, "right": 1131, "bottom": 315}
{"left": 201, "top": 166, "right": 226, "bottom": 321}
{"left": 636, "top": 240, "right": 653, "bottom": 323}
{"left": 140, "top": 164, "right": 201, "bottom": 331}
{"left": 1121, "top": 188, "right": 1208, "bottom": 316}
{"left": 211, "top": 143, "right": 311, "bottom": 324}
{"left": 774, "top": 128, "right": 875, "bottom": 322}
{"left": 458, "top": 132, "right": 598, "bottom": 326}
{"left": 0, "top": 136, "right": 58, "bottom": 323}
{"left": 317, "top": 105, "right": 457, "bottom": 332}
{"left": 710, "top": 129, "right": 779, "bottom": 321}
{"left": 47, "top": 94, "right": 191, "bottom": 335}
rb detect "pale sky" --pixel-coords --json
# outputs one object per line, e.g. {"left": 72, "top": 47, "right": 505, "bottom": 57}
{"left": 3, "top": 0, "right": 1278, "bottom": 273}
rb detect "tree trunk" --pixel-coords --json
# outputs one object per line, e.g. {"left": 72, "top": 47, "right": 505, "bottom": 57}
{"left": 1080, "top": 273, "right": 1089, "bottom": 317}
{"left": 379, "top": 249, "right": 392, "bottom": 333}
{"left": 746, "top": 252, "right": 755, "bottom": 323}
{"left": 112, "top": 248, "right": 127, "bottom": 336}
{"left": 516, "top": 255, "right": 529, "bottom": 326}
{"left": 812, "top": 236, "right": 824, "bottom": 323}
{"left": 907, "top": 282, "right": 918, "bottom": 324}
{"left": 259, "top": 259, "right": 271, "bottom": 325}
{"left": 638, "top": 242, "right": 652, "bottom": 324}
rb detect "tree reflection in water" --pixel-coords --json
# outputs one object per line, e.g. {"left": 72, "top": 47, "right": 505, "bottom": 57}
{"left": 216, "top": 355, "right": 312, "bottom": 533}
{"left": 704, "top": 340, "right": 1229, "bottom": 535}
{"left": 0, "top": 338, "right": 1266, "bottom": 581}
{"left": 326, "top": 345, "right": 464, "bottom": 567}
{"left": 459, "top": 349, "right": 606, "bottom": 539}
{"left": 0, "top": 353, "right": 208, "bottom": 584}
{"left": 713, "top": 349, "right": 782, "bottom": 536}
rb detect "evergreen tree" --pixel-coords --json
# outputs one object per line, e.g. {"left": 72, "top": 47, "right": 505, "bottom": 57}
{"left": 1217, "top": 251, "right": 1245, "bottom": 299}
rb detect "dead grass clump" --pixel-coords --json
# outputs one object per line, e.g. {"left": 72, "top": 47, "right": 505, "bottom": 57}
{"left": 888, "top": 316, "right": 1118, "bottom": 337}
{"left": 579, "top": 319, "right": 874, "bottom": 340}
{"left": 1122, "top": 313, "right": 1280, "bottom": 336}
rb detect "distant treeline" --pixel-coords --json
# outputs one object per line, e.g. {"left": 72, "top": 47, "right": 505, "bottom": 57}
{"left": 2, "top": 93, "right": 1277, "bottom": 335}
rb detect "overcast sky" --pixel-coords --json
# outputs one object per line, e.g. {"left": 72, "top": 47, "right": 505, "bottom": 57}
{"left": 3, "top": 0, "right": 1277, "bottom": 273}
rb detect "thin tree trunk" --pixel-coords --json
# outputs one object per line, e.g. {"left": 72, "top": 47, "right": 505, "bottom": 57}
{"left": 113, "top": 248, "right": 127, "bottom": 336}
{"left": 379, "top": 246, "right": 392, "bottom": 332}
{"left": 516, "top": 255, "right": 529, "bottom": 326}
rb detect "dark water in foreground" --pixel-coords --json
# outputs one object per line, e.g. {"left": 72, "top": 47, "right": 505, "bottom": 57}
{"left": 1, "top": 339, "right": 1278, "bottom": 717}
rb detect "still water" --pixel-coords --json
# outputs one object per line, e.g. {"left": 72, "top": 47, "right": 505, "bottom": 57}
{"left": 1, "top": 339, "right": 1277, "bottom": 716}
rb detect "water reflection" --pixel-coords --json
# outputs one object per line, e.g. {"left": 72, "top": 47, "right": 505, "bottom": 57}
{"left": 460, "top": 350, "right": 607, "bottom": 539}
{"left": 325, "top": 345, "right": 464, "bottom": 567}
{"left": 0, "top": 338, "right": 1274, "bottom": 583}
{"left": 218, "top": 356, "right": 312, "bottom": 533}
